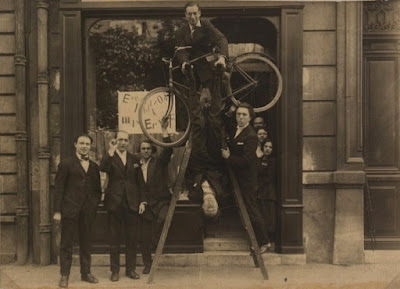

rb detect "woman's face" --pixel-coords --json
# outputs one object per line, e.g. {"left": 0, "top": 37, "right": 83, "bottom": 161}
{"left": 263, "top": 141, "right": 273, "bottom": 156}
{"left": 257, "top": 129, "right": 268, "bottom": 143}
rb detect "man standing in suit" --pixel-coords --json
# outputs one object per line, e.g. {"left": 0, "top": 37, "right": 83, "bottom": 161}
{"left": 53, "top": 134, "right": 102, "bottom": 288}
{"left": 100, "top": 131, "right": 146, "bottom": 281}
{"left": 138, "top": 117, "right": 172, "bottom": 274}
{"left": 221, "top": 103, "right": 271, "bottom": 254}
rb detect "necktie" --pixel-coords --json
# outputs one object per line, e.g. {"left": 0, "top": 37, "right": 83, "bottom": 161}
{"left": 191, "top": 26, "right": 197, "bottom": 38}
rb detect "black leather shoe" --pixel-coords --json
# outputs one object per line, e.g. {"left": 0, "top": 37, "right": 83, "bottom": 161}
{"left": 142, "top": 266, "right": 151, "bottom": 274}
{"left": 126, "top": 271, "right": 140, "bottom": 279}
{"left": 59, "top": 275, "right": 69, "bottom": 288}
{"left": 81, "top": 273, "right": 99, "bottom": 284}
{"left": 110, "top": 272, "right": 119, "bottom": 282}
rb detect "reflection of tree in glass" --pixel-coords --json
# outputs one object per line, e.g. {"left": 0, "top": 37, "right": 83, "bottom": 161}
{"left": 89, "top": 19, "right": 183, "bottom": 129}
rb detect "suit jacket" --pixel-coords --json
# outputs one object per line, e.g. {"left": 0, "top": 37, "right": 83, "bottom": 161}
{"left": 54, "top": 156, "right": 102, "bottom": 219}
{"left": 257, "top": 155, "right": 277, "bottom": 201}
{"left": 226, "top": 125, "right": 259, "bottom": 194}
{"left": 100, "top": 151, "right": 145, "bottom": 213}
{"left": 175, "top": 19, "right": 229, "bottom": 83}
{"left": 140, "top": 141, "right": 173, "bottom": 220}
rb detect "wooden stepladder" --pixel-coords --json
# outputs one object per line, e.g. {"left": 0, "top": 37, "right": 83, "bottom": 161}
{"left": 147, "top": 139, "right": 269, "bottom": 283}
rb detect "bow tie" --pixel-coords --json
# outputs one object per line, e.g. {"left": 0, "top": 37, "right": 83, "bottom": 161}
{"left": 80, "top": 154, "right": 89, "bottom": 161}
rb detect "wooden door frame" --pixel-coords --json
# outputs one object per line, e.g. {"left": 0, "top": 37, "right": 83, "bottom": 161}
{"left": 59, "top": 0, "right": 304, "bottom": 254}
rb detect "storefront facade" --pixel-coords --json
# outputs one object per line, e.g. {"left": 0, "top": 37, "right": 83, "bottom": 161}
{"left": 0, "top": 0, "right": 396, "bottom": 266}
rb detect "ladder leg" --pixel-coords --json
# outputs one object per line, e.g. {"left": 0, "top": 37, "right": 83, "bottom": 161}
{"left": 235, "top": 200, "right": 260, "bottom": 268}
{"left": 227, "top": 167, "right": 269, "bottom": 280}
{"left": 147, "top": 140, "right": 192, "bottom": 284}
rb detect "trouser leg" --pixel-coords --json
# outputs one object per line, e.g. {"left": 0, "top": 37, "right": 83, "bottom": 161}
{"left": 139, "top": 218, "right": 153, "bottom": 267}
{"left": 78, "top": 208, "right": 96, "bottom": 275}
{"left": 242, "top": 189, "right": 270, "bottom": 246}
{"left": 152, "top": 204, "right": 168, "bottom": 248}
{"left": 124, "top": 208, "right": 138, "bottom": 273}
{"left": 59, "top": 217, "right": 76, "bottom": 276}
{"left": 108, "top": 210, "right": 122, "bottom": 273}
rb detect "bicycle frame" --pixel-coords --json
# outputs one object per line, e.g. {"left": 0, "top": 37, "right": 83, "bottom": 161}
{"left": 165, "top": 46, "right": 267, "bottom": 104}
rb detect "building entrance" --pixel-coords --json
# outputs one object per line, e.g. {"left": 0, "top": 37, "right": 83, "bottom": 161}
{"left": 83, "top": 15, "right": 280, "bottom": 253}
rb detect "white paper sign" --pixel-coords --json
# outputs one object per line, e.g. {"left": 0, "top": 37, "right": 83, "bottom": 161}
{"left": 118, "top": 90, "right": 176, "bottom": 134}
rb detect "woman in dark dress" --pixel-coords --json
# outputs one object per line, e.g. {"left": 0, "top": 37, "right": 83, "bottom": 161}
{"left": 256, "top": 138, "right": 277, "bottom": 243}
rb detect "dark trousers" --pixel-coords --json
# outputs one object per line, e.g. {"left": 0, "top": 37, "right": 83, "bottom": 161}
{"left": 258, "top": 199, "right": 277, "bottom": 241}
{"left": 60, "top": 209, "right": 96, "bottom": 276}
{"left": 108, "top": 206, "right": 139, "bottom": 273}
{"left": 242, "top": 188, "right": 270, "bottom": 246}
{"left": 139, "top": 202, "right": 169, "bottom": 267}
{"left": 139, "top": 218, "right": 153, "bottom": 267}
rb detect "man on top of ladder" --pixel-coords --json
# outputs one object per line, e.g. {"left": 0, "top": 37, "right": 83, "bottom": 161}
{"left": 222, "top": 103, "right": 272, "bottom": 254}
{"left": 176, "top": 1, "right": 231, "bottom": 218}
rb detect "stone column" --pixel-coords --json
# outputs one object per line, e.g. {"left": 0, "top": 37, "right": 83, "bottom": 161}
{"left": 334, "top": 1, "right": 365, "bottom": 264}
{"left": 37, "top": 0, "right": 51, "bottom": 266}
{"left": 15, "top": 0, "right": 29, "bottom": 265}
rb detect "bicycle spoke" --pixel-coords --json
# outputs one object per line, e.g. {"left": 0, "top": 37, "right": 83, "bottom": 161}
{"left": 138, "top": 87, "right": 191, "bottom": 147}
{"left": 230, "top": 52, "right": 283, "bottom": 113}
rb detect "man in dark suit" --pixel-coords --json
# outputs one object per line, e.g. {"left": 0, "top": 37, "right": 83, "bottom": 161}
{"left": 175, "top": 1, "right": 229, "bottom": 87}
{"left": 138, "top": 117, "right": 172, "bottom": 274}
{"left": 53, "top": 134, "right": 102, "bottom": 288}
{"left": 176, "top": 2, "right": 231, "bottom": 217}
{"left": 221, "top": 103, "right": 271, "bottom": 254}
{"left": 100, "top": 131, "right": 146, "bottom": 281}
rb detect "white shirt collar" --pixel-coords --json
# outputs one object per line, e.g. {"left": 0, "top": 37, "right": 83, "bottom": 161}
{"left": 116, "top": 149, "right": 127, "bottom": 165}
{"left": 76, "top": 152, "right": 89, "bottom": 161}
{"left": 140, "top": 157, "right": 152, "bottom": 165}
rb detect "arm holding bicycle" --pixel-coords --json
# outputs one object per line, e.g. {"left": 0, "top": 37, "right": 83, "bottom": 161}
{"left": 175, "top": 19, "right": 228, "bottom": 73}
{"left": 202, "top": 19, "right": 228, "bottom": 69}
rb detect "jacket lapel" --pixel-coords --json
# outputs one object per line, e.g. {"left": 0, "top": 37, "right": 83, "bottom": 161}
{"left": 114, "top": 152, "right": 126, "bottom": 173}
{"left": 184, "top": 23, "right": 193, "bottom": 43}
{"left": 235, "top": 125, "right": 250, "bottom": 141}
{"left": 146, "top": 158, "right": 156, "bottom": 185}
{"left": 74, "top": 156, "right": 86, "bottom": 178}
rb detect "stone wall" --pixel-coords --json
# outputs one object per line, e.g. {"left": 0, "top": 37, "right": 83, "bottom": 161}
{"left": 302, "top": 2, "right": 337, "bottom": 263}
{"left": 0, "top": 0, "right": 17, "bottom": 264}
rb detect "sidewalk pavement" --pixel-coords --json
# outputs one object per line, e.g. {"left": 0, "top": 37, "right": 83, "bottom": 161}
{"left": 1, "top": 262, "right": 400, "bottom": 289}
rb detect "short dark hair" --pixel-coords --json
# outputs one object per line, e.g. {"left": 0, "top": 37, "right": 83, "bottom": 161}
{"left": 256, "top": 126, "right": 268, "bottom": 134}
{"left": 184, "top": 1, "right": 200, "bottom": 12}
{"left": 261, "top": 138, "right": 273, "bottom": 150}
{"left": 138, "top": 139, "right": 157, "bottom": 154}
{"left": 236, "top": 102, "right": 255, "bottom": 119}
{"left": 74, "top": 134, "right": 93, "bottom": 145}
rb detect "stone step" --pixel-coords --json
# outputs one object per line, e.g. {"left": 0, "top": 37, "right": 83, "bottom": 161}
{"left": 71, "top": 251, "right": 306, "bottom": 267}
{"left": 204, "top": 237, "right": 250, "bottom": 251}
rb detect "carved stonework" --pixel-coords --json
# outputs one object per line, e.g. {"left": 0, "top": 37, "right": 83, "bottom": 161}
{"left": 16, "top": 206, "right": 29, "bottom": 217}
{"left": 38, "top": 147, "right": 51, "bottom": 159}
{"left": 14, "top": 55, "right": 27, "bottom": 67}
{"left": 37, "top": 0, "right": 49, "bottom": 10}
{"left": 39, "top": 223, "right": 52, "bottom": 233}
{"left": 364, "top": 1, "right": 400, "bottom": 31}
{"left": 37, "top": 72, "right": 49, "bottom": 84}
{"left": 15, "top": 131, "right": 28, "bottom": 142}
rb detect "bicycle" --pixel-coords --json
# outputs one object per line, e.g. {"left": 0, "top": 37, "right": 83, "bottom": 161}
{"left": 138, "top": 46, "right": 283, "bottom": 147}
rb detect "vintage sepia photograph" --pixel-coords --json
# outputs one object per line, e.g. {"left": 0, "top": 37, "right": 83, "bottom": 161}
{"left": 0, "top": 0, "right": 400, "bottom": 288}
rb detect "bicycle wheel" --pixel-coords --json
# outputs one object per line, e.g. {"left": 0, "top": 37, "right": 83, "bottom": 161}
{"left": 230, "top": 52, "right": 283, "bottom": 113}
{"left": 138, "top": 87, "right": 191, "bottom": 147}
